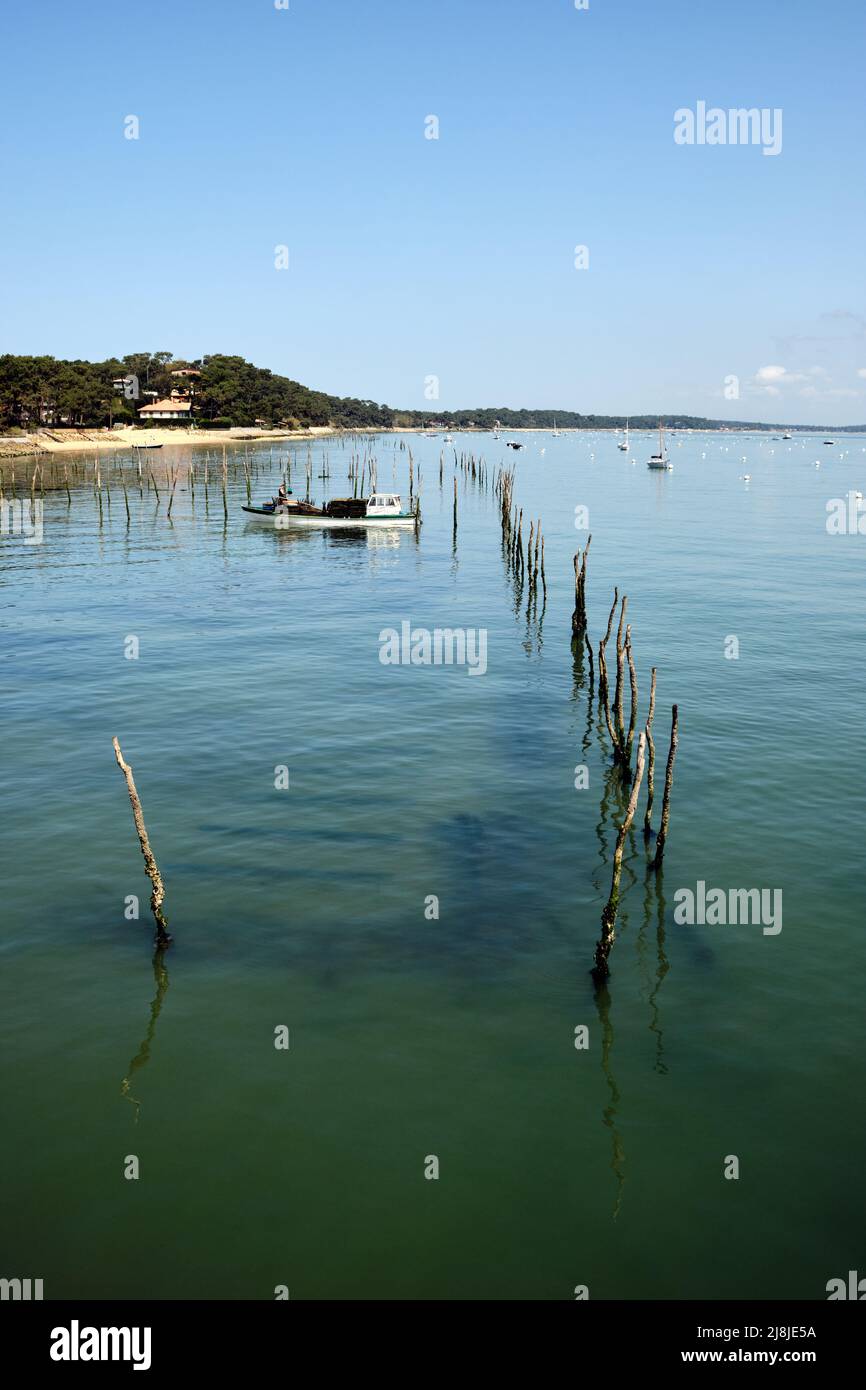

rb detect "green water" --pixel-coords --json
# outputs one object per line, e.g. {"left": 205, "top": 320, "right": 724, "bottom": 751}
{"left": 2, "top": 430, "right": 865, "bottom": 1299}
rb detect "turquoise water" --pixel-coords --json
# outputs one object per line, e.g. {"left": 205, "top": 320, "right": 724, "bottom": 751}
{"left": 2, "top": 430, "right": 865, "bottom": 1300}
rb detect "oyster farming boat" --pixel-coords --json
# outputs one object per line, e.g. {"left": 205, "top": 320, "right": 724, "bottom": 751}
{"left": 242, "top": 490, "right": 417, "bottom": 528}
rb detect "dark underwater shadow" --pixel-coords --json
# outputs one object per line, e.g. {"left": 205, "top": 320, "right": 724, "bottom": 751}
{"left": 120, "top": 951, "right": 170, "bottom": 1125}
{"left": 593, "top": 981, "right": 626, "bottom": 1221}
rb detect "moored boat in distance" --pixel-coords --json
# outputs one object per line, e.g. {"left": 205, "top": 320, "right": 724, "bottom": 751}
{"left": 506, "top": 440, "right": 524, "bottom": 450}
{"left": 131, "top": 441, "right": 163, "bottom": 449}
{"left": 647, "top": 419, "right": 672, "bottom": 470}
{"left": 243, "top": 490, "right": 417, "bottom": 528}
{"left": 618, "top": 417, "right": 630, "bottom": 452}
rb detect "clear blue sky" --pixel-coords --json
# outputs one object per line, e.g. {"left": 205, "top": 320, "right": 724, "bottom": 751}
{"left": 1, "top": 0, "right": 864, "bottom": 423}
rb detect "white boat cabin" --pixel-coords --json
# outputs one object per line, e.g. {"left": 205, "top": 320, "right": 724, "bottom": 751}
{"left": 367, "top": 493, "right": 405, "bottom": 516}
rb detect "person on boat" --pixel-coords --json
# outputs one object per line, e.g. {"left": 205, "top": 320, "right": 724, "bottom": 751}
{"left": 275, "top": 482, "right": 292, "bottom": 507}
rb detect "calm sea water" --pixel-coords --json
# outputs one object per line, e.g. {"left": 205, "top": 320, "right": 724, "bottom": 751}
{"left": 2, "top": 429, "right": 865, "bottom": 1300}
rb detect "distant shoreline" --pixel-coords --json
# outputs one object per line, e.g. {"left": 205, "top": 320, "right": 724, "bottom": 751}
{"left": 0, "top": 421, "right": 860, "bottom": 460}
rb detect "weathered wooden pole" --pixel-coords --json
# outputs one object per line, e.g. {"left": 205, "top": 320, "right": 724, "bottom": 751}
{"left": 167, "top": 467, "right": 179, "bottom": 518}
{"left": 571, "top": 552, "right": 581, "bottom": 633}
{"left": 613, "top": 595, "right": 628, "bottom": 754}
{"left": 643, "top": 667, "right": 657, "bottom": 838}
{"left": 598, "top": 586, "right": 618, "bottom": 705}
{"left": 651, "top": 705, "right": 679, "bottom": 869}
{"left": 625, "top": 627, "right": 638, "bottom": 767}
{"left": 572, "top": 536, "right": 592, "bottom": 633}
{"left": 592, "top": 731, "right": 647, "bottom": 982}
{"left": 112, "top": 738, "right": 172, "bottom": 948}
{"left": 579, "top": 534, "right": 591, "bottom": 625}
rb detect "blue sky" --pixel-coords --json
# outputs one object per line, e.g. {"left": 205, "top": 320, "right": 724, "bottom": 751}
{"left": 1, "top": 0, "right": 864, "bottom": 423}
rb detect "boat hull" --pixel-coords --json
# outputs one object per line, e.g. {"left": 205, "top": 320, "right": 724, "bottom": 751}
{"left": 242, "top": 506, "right": 416, "bottom": 528}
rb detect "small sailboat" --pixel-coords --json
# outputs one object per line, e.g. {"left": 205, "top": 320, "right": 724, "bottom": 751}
{"left": 443, "top": 433, "right": 454, "bottom": 444}
{"left": 552, "top": 418, "right": 560, "bottom": 437}
{"left": 647, "top": 419, "right": 672, "bottom": 470}
{"left": 618, "top": 418, "right": 629, "bottom": 452}
{"left": 783, "top": 433, "right": 792, "bottom": 440}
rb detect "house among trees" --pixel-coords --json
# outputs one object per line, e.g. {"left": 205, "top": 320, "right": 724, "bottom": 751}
{"left": 137, "top": 390, "right": 193, "bottom": 423}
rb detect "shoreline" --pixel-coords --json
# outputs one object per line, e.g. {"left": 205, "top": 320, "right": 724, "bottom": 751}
{"left": 0, "top": 424, "right": 359, "bottom": 458}
{"left": 1, "top": 422, "right": 856, "bottom": 461}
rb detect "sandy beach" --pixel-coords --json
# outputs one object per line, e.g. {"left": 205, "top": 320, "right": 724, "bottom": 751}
{"left": 0, "top": 423, "right": 368, "bottom": 458}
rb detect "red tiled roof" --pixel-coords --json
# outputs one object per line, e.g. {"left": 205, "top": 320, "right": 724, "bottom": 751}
{"left": 138, "top": 398, "right": 192, "bottom": 414}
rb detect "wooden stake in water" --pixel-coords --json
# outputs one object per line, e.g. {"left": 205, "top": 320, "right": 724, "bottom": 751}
{"left": 613, "top": 595, "right": 628, "bottom": 754}
{"left": 112, "top": 737, "right": 172, "bottom": 948}
{"left": 643, "top": 668, "right": 657, "bottom": 837}
{"left": 593, "top": 731, "right": 647, "bottom": 982}
{"left": 572, "top": 536, "right": 592, "bottom": 633}
{"left": 651, "top": 705, "right": 679, "bottom": 869}
{"left": 598, "top": 587, "right": 618, "bottom": 707}
{"left": 625, "top": 626, "right": 638, "bottom": 767}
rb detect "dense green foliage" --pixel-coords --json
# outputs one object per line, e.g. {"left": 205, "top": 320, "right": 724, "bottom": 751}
{"left": 0, "top": 353, "right": 860, "bottom": 433}
{"left": 0, "top": 352, "right": 395, "bottom": 430}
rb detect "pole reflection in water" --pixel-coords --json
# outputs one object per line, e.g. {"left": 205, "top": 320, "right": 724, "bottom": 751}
{"left": 593, "top": 981, "right": 626, "bottom": 1221}
{"left": 120, "top": 951, "right": 170, "bottom": 1125}
{"left": 646, "top": 866, "right": 670, "bottom": 1076}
